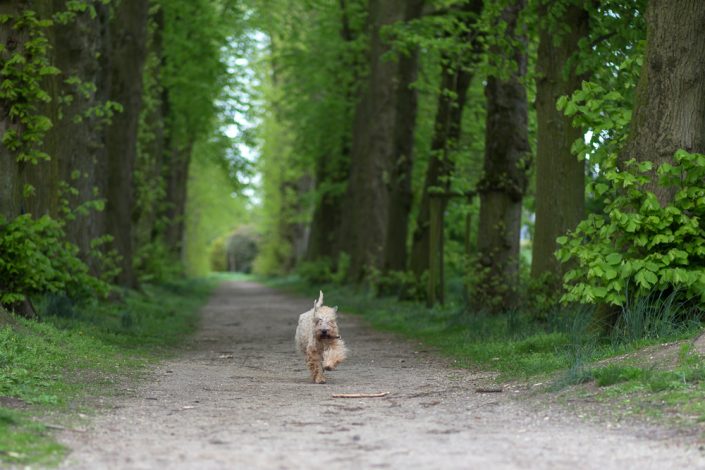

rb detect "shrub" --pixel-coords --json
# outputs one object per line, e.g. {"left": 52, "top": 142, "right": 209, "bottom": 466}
{"left": 226, "top": 226, "right": 258, "bottom": 273}
{"left": 0, "top": 214, "right": 109, "bottom": 306}
{"left": 557, "top": 150, "right": 705, "bottom": 306}
{"left": 209, "top": 236, "right": 228, "bottom": 272}
{"left": 297, "top": 253, "right": 350, "bottom": 286}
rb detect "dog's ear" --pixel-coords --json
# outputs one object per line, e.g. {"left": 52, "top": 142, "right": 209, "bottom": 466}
{"left": 315, "top": 290, "right": 324, "bottom": 308}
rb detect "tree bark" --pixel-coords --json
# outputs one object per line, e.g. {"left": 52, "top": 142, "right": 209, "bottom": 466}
{"left": 104, "top": 0, "right": 149, "bottom": 288}
{"left": 134, "top": 4, "right": 168, "bottom": 266}
{"left": 622, "top": 0, "right": 705, "bottom": 204}
{"left": 52, "top": 0, "right": 111, "bottom": 271}
{"left": 163, "top": 140, "right": 193, "bottom": 260}
{"left": 0, "top": 1, "right": 66, "bottom": 221}
{"left": 339, "top": 0, "right": 405, "bottom": 281}
{"left": 409, "top": 0, "right": 483, "bottom": 279}
{"left": 409, "top": 62, "right": 473, "bottom": 279}
{"left": 305, "top": 0, "right": 357, "bottom": 264}
{"left": 381, "top": 0, "right": 425, "bottom": 273}
{"left": 530, "top": 1, "right": 589, "bottom": 285}
{"left": 474, "top": 0, "right": 530, "bottom": 313}
{"left": 305, "top": 150, "right": 348, "bottom": 263}
{"left": 0, "top": 1, "right": 26, "bottom": 219}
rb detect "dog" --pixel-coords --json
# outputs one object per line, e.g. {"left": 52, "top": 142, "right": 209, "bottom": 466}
{"left": 295, "top": 291, "right": 347, "bottom": 384}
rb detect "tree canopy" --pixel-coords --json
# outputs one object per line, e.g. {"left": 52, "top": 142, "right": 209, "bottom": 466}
{"left": 2, "top": 0, "right": 705, "bottom": 329}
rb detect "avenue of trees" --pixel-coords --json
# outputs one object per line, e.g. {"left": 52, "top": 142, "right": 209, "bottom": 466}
{"left": 2, "top": 0, "right": 705, "bottom": 326}
{"left": 254, "top": 0, "right": 705, "bottom": 318}
{"left": 0, "top": 0, "right": 251, "bottom": 315}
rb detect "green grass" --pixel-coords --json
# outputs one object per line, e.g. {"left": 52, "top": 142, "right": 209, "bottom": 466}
{"left": 265, "top": 275, "right": 601, "bottom": 379}
{"left": 265, "top": 275, "right": 704, "bottom": 384}
{"left": 0, "top": 277, "right": 216, "bottom": 467}
{"left": 579, "top": 344, "right": 705, "bottom": 426}
{"left": 266, "top": 274, "right": 705, "bottom": 429}
{"left": 0, "top": 409, "right": 64, "bottom": 466}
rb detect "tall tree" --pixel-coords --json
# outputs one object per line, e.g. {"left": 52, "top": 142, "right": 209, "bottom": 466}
{"left": 474, "top": 0, "right": 530, "bottom": 312}
{"left": 134, "top": 3, "right": 168, "bottom": 275}
{"left": 53, "top": 1, "right": 112, "bottom": 270}
{"left": 409, "top": 0, "right": 483, "bottom": 279}
{"left": 0, "top": 1, "right": 29, "bottom": 219}
{"left": 104, "top": 0, "right": 149, "bottom": 288}
{"left": 622, "top": 0, "right": 705, "bottom": 203}
{"left": 159, "top": 0, "right": 229, "bottom": 263}
{"left": 381, "top": 0, "right": 425, "bottom": 273}
{"left": 305, "top": 0, "right": 361, "bottom": 264}
{"left": 339, "top": 0, "right": 405, "bottom": 281}
{"left": 530, "top": 0, "right": 589, "bottom": 286}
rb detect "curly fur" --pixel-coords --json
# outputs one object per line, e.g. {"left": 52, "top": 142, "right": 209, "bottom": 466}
{"left": 295, "top": 291, "right": 348, "bottom": 384}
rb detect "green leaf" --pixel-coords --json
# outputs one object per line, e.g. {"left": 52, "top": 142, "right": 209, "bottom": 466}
{"left": 594, "top": 183, "right": 609, "bottom": 196}
{"left": 605, "top": 253, "right": 622, "bottom": 265}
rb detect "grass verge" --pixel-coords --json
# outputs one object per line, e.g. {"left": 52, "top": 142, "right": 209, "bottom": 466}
{"left": 0, "top": 277, "right": 216, "bottom": 467}
{"left": 265, "top": 275, "right": 705, "bottom": 428}
{"left": 266, "top": 276, "right": 617, "bottom": 379}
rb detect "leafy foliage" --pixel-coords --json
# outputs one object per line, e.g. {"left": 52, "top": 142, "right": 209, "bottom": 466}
{"left": 0, "top": 10, "right": 58, "bottom": 166}
{"left": 558, "top": 151, "right": 705, "bottom": 305}
{"left": 0, "top": 214, "right": 109, "bottom": 305}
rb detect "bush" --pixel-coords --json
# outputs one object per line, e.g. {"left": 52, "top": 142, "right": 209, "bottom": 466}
{"left": 297, "top": 253, "right": 350, "bottom": 286}
{"left": 558, "top": 150, "right": 705, "bottom": 306}
{"left": 210, "top": 236, "right": 228, "bottom": 272}
{"left": 297, "top": 258, "right": 334, "bottom": 285}
{"left": 365, "top": 268, "right": 424, "bottom": 299}
{"left": 226, "top": 226, "right": 258, "bottom": 273}
{"left": 0, "top": 214, "right": 109, "bottom": 306}
{"left": 134, "top": 238, "right": 181, "bottom": 283}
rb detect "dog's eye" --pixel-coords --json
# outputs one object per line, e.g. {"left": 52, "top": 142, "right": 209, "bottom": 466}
{"left": 315, "top": 318, "right": 321, "bottom": 324}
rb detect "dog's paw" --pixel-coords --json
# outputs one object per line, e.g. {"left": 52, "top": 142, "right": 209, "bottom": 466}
{"left": 323, "top": 365, "right": 335, "bottom": 371}
{"left": 314, "top": 376, "right": 327, "bottom": 384}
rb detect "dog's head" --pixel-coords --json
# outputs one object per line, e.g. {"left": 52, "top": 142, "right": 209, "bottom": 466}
{"left": 313, "top": 290, "right": 340, "bottom": 340}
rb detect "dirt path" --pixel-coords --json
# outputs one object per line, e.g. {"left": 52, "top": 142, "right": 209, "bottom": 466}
{"left": 59, "top": 281, "right": 705, "bottom": 469}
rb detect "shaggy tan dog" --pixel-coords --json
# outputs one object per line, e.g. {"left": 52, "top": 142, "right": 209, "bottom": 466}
{"left": 295, "top": 291, "right": 347, "bottom": 384}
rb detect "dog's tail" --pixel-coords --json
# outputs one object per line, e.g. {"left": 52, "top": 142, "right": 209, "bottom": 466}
{"left": 315, "top": 290, "right": 324, "bottom": 308}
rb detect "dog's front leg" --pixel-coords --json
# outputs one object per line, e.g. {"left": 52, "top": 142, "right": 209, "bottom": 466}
{"left": 306, "top": 345, "right": 326, "bottom": 384}
{"left": 323, "top": 339, "right": 347, "bottom": 371}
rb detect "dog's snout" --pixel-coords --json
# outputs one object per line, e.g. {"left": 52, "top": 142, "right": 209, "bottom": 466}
{"left": 320, "top": 329, "right": 329, "bottom": 336}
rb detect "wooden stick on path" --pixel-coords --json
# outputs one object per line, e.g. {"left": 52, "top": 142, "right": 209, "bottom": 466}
{"left": 332, "top": 392, "right": 390, "bottom": 398}
{"left": 475, "top": 387, "right": 503, "bottom": 393}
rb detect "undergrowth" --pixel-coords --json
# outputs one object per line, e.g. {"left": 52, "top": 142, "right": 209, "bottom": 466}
{"left": 266, "top": 275, "right": 704, "bottom": 386}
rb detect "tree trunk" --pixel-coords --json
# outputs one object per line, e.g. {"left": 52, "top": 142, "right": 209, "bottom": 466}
{"left": 339, "top": 0, "right": 405, "bottom": 281}
{"left": 53, "top": 0, "right": 111, "bottom": 271}
{"left": 409, "top": 0, "right": 483, "bottom": 279}
{"left": 104, "top": 0, "right": 149, "bottom": 288}
{"left": 1, "top": 1, "right": 64, "bottom": 221}
{"left": 282, "top": 175, "right": 314, "bottom": 270}
{"left": 381, "top": 0, "right": 425, "bottom": 273}
{"left": 622, "top": 0, "right": 705, "bottom": 204}
{"left": 409, "top": 63, "right": 473, "bottom": 278}
{"left": 163, "top": 140, "right": 193, "bottom": 260}
{"left": 305, "top": 0, "right": 357, "bottom": 264}
{"left": 305, "top": 151, "right": 348, "bottom": 263}
{"left": 530, "top": 1, "right": 588, "bottom": 285}
{"left": 0, "top": 1, "right": 26, "bottom": 219}
{"left": 474, "top": 0, "right": 530, "bottom": 313}
{"left": 134, "top": 4, "right": 168, "bottom": 267}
